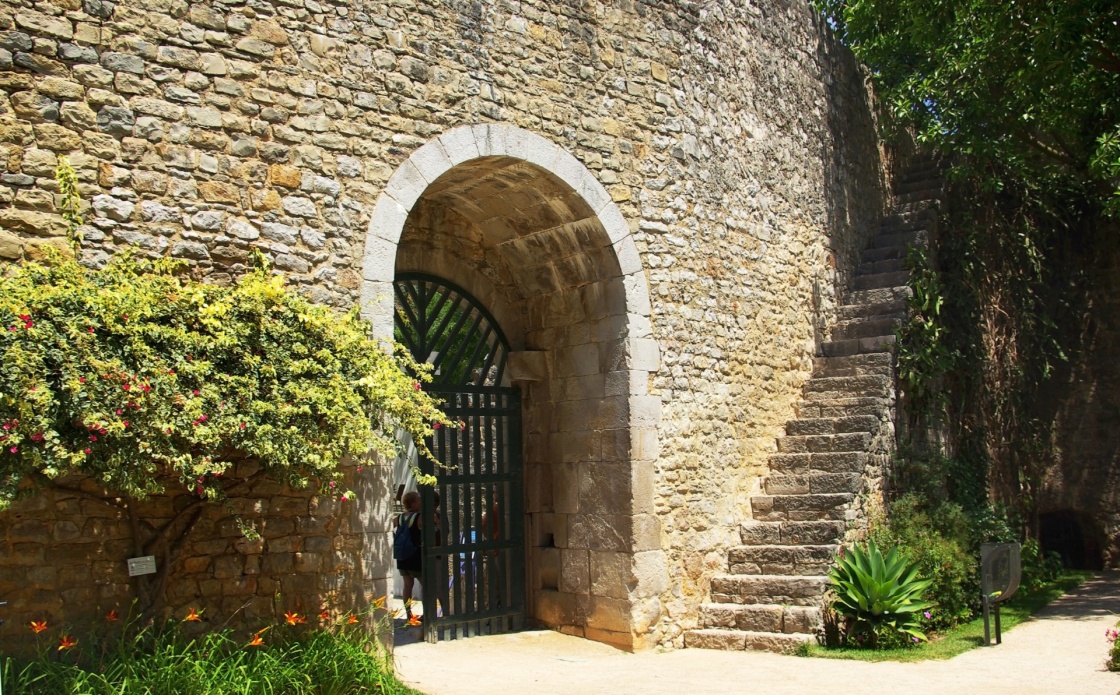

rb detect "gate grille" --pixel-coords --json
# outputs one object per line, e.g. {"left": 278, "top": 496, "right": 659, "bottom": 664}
{"left": 394, "top": 273, "right": 525, "bottom": 642}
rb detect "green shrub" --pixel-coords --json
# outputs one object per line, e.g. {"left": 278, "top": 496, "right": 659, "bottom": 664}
{"left": 0, "top": 250, "right": 450, "bottom": 508}
{"left": 1019, "top": 538, "right": 1064, "bottom": 592}
{"left": 829, "top": 539, "right": 932, "bottom": 649}
{"left": 1, "top": 612, "right": 413, "bottom": 695}
{"left": 870, "top": 494, "right": 977, "bottom": 630}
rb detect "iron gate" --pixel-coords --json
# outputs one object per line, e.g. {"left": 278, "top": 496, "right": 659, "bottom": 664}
{"left": 394, "top": 273, "right": 526, "bottom": 642}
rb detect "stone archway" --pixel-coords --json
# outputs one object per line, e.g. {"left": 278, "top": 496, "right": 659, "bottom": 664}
{"left": 358, "top": 124, "right": 666, "bottom": 650}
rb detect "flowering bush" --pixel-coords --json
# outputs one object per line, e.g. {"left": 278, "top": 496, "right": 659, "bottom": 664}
{"left": 1108, "top": 626, "right": 1120, "bottom": 672}
{"left": 0, "top": 250, "right": 450, "bottom": 509}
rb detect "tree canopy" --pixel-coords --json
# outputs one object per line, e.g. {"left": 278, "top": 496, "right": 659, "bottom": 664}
{"left": 815, "top": 0, "right": 1120, "bottom": 213}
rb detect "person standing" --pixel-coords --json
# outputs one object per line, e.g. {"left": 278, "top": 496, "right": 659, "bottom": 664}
{"left": 395, "top": 491, "right": 423, "bottom": 622}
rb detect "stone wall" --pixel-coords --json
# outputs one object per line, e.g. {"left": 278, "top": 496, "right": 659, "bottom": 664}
{"left": 0, "top": 0, "right": 889, "bottom": 648}
{"left": 0, "top": 463, "right": 392, "bottom": 654}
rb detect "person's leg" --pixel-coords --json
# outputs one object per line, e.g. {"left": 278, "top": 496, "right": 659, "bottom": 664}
{"left": 402, "top": 574, "right": 415, "bottom": 616}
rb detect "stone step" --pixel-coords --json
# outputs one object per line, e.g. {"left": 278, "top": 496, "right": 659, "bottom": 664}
{"left": 860, "top": 244, "right": 909, "bottom": 264}
{"left": 804, "top": 402, "right": 892, "bottom": 419}
{"left": 698, "top": 603, "right": 822, "bottom": 634}
{"left": 710, "top": 574, "right": 829, "bottom": 605}
{"left": 869, "top": 229, "right": 929, "bottom": 250}
{"left": 685, "top": 629, "right": 813, "bottom": 653}
{"left": 830, "top": 316, "right": 904, "bottom": 341}
{"left": 764, "top": 472, "right": 863, "bottom": 495}
{"left": 877, "top": 210, "right": 936, "bottom": 234}
{"left": 741, "top": 519, "right": 846, "bottom": 546}
{"left": 776, "top": 432, "right": 872, "bottom": 454}
{"left": 766, "top": 451, "right": 870, "bottom": 476}
{"left": 804, "top": 373, "right": 892, "bottom": 398}
{"left": 857, "top": 256, "right": 905, "bottom": 274}
{"left": 728, "top": 544, "right": 839, "bottom": 575}
{"left": 852, "top": 270, "right": 911, "bottom": 291}
{"left": 844, "top": 285, "right": 911, "bottom": 307}
{"left": 894, "top": 177, "right": 945, "bottom": 195}
{"left": 785, "top": 414, "right": 880, "bottom": 436}
{"left": 751, "top": 493, "right": 854, "bottom": 521}
{"left": 819, "top": 334, "right": 896, "bottom": 357}
{"left": 836, "top": 299, "right": 907, "bottom": 322}
{"left": 896, "top": 188, "right": 946, "bottom": 205}
{"left": 812, "top": 351, "right": 893, "bottom": 376}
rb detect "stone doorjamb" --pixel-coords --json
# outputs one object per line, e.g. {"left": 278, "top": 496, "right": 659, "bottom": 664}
{"left": 356, "top": 123, "right": 666, "bottom": 649}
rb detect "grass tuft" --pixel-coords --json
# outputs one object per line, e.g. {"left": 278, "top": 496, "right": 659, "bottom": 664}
{"left": 1, "top": 619, "right": 419, "bottom": 695}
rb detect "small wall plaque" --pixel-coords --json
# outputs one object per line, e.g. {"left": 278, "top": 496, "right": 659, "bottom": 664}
{"left": 127, "top": 555, "right": 157, "bottom": 577}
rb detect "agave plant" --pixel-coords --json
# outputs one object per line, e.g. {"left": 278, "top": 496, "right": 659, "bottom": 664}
{"left": 829, "top": 539, "right": 932, "bottom": 648}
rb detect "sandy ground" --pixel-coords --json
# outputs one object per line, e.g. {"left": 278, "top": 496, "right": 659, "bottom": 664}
{"left": 394, "top": 572, "right": 1120, "bottom": 695}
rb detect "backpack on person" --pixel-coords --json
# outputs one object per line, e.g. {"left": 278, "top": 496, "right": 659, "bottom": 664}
{"left": 393, "top": 512, "right": 419, "bottom": 560}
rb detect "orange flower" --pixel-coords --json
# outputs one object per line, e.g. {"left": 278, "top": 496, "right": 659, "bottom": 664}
{"left": 58, "top": 634, "right": 77, "bottom": 651}
{"left": 245, "top": 626, "right": 268, "bottom": 649}
{"left": 283, "top": 611, "right": 306, "bottom": 626}
{"left": 29, "top": 620, "right": 47, "bottom": 634}
{"left": 184, "top": 607, "right": 203, "bottom": 622}
{"left": 347, "top": 614, "right": 359, "bottom": 624}
{"left": 372, "top": 595, "right": 387, "bottom": 610}
{"left": 407, "top": 614, "right": 422, "bottom": 627}
{"left": 318, "top": 609, "right": 330, "bottom": 622}
{"left": 105, "top": 609, "right": 119, "bottom": 622}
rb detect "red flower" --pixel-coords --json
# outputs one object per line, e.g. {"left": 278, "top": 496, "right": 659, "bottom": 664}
{"left": 199, "top": 414, "right": 207, "bottom": 421}
{"left": 413, "top": 382, "right": 421, "bottom": 390}
{"left": 23, "top": 321, "right": 32, "bottom": 329}
{"left": 239, "top": 423, "right": 246, "bottom": 429}
{"left": 9, "top": 446, "right": 17, "bottom": 454}
{"left": 122, "top": 384, "right": 131, "bottom": 392}
{"left": 79, "top": 377, "right": 85, "bottom": 384}
{"left": 433, "top": 422, "right": 441, "bottom": 430}
{"left": 192, "top": 390, "right": 200, "bottom": 397}
{"left": 140, "top": 384, "right": 151, "bottom": 393}
{"left": 105, "top": 609, "right": 119, "bottom": 622}
{"left": 29, "top": 620, "right": 47, "bottom": 634}
{"left": 88, "top": 327, "right": 95, "bottom": 333}
{"left": 83, "top": 448, "right": 91, "bottom": 455}
{"left": 89, "top": 435, "right": 97, "bottom": 442}
{"left": 58, "top": 634, "right": 77, "bottom": 651}
{"left": 347, "top": 615, "right": 359, "bottom": 624}
{"left": 184, "top": 608, "right": 202, "bottom": 622}
{"left": 168, "top": 369, "right": 175, "bottom": 375}
{"left": 30, "top": 432, "right": 43, "bottom": 442}
{"left": 247, "top": 632, "right": 265, "bottom": 647}
{"left": 319, "top": 609, "right": 330, "bottom": 621}
{"left": 122, "top": 421, "right": 129, "bottom": 428}
{"left": 116, "top": 409, "right": 122, "bottom": 415}
{"left": 18, "top": 314, "right": 29, "bottom": 321}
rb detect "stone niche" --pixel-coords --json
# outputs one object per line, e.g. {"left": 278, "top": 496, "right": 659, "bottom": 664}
{"left": 0, "top": 462, "right": 393, "bottom": 656}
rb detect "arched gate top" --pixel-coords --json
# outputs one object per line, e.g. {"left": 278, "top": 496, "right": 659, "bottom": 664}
{"left": 393, "top": 272, "right": 510, "bottom": 388}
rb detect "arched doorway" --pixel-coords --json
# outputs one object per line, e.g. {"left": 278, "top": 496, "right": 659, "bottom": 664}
{"left": 362, "top": 124, "right": 667, "bottom": 650}
{"left": 394, "top": 273, "right": 525, "bottom": 640}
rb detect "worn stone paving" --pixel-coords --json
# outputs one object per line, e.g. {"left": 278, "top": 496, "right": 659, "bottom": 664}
{"left": 395, "top": 572, "right": 1120, "bottom": 695}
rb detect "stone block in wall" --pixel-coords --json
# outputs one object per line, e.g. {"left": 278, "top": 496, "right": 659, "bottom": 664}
{"left": 586, "top": 595, "right": 631, "bottom": 633}
{"left": 577, "top": 462, "right": 633, "bottom": 515}
{"left": 559, "top": 549, "right": 590, "bottom": 594}
{"left": 568, "top": 513, "right": 631, "bottom": 552}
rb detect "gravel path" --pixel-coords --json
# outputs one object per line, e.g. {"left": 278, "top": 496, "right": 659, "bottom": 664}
{"left": 394, "top": 572, "right": 1120, "bottom": 695}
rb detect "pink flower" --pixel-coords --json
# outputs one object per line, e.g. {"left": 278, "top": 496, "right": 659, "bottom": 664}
{"left": 239, "top": 423, "right": 246, "bottom": 429}
{"left": 199, "top": 414, "right": 207, "bottom": 422}
{"left": 79, "top": 377, "right": 86, "bottom": 384}
{"left": 122, "top": 421, "right": 129, "bottom": 428}
{"left": 90, "top": 435, "right": 97, "bottom": 442}
{"left": 9, "top": 446, "right": 17, "bottom": 453}
{"left": 340, "top": 495, "right": 349, "bottom": 501}
{"left": 83, "top": 448, "right": 91, "bottom": 454}
{"left": 88, "top": 327, "right": 94, "bottom": 333}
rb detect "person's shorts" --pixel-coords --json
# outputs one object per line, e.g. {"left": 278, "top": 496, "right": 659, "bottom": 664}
{"left": 400, "top": 568, "right": 422, "bottom": 579}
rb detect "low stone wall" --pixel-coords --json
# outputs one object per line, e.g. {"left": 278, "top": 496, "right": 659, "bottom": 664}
{"left": 0, "top": 463, "right": 391, "bottom": 654}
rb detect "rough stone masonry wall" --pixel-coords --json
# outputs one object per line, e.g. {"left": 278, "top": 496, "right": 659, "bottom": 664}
{"left": 0, "top": 0, "right": 888, "bottom": 647}
{"left": 0, "top": 463, "right": 393, "bottom": 655}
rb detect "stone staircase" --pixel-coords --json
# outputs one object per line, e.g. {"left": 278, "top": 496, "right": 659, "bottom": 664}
{"left": 684, "top": 156, "right": 944, "bottom": 652}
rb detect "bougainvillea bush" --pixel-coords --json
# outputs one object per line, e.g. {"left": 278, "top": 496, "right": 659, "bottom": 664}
{"left": 0, "top": 250, "right": 448, "bottom": 509}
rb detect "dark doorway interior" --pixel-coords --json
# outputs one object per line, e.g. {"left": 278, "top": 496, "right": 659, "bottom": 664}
{"left": 1039, "top": 510, "right": 1104, "bottom": 570}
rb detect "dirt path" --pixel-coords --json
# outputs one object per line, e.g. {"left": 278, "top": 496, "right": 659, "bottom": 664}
{"left": 394, "top": 572, "right": 1120, "bottom": 695}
